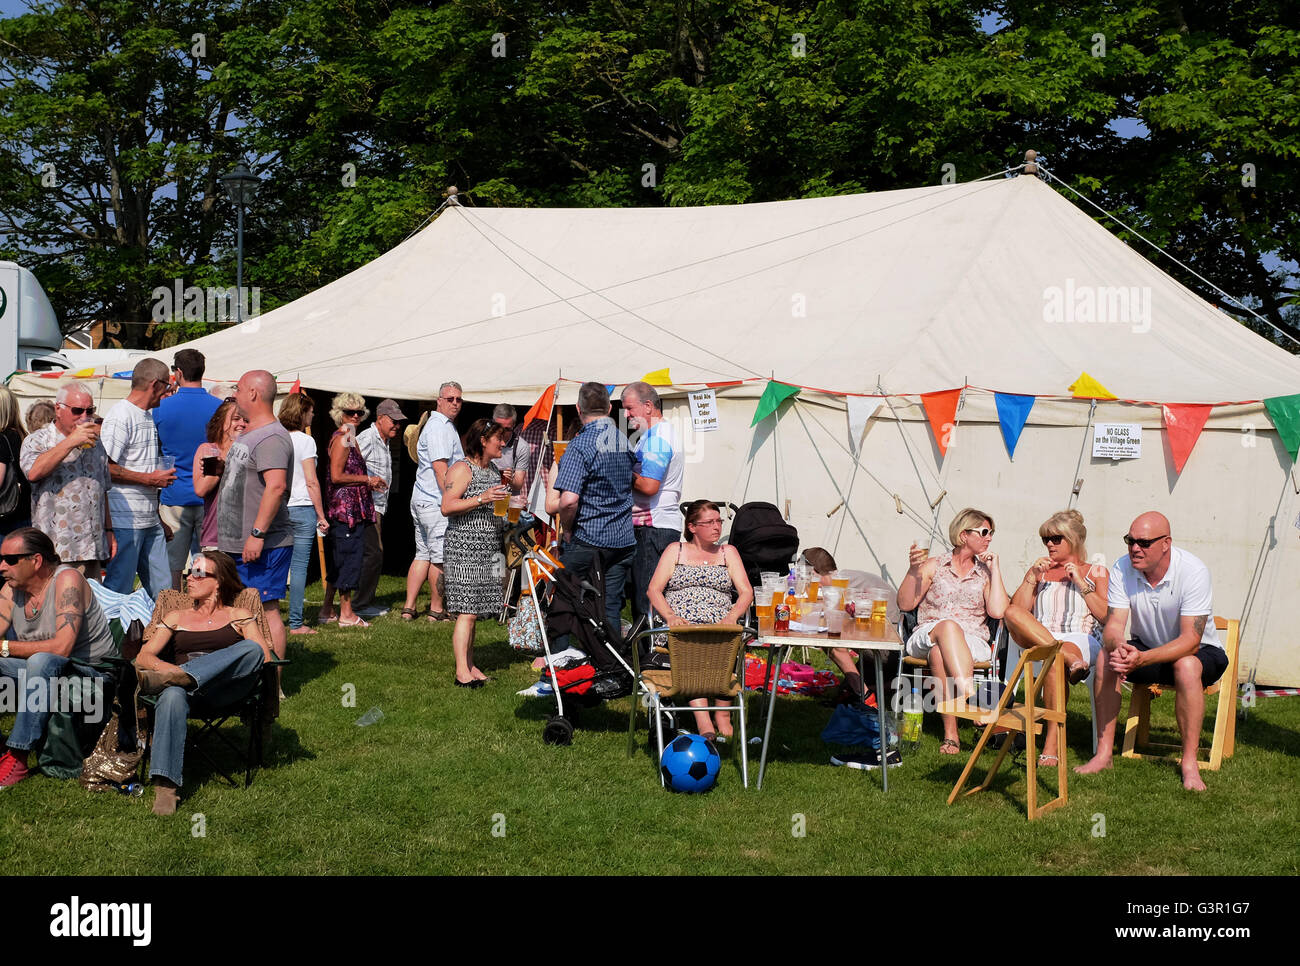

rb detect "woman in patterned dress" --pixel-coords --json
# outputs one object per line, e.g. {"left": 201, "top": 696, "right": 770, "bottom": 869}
{"left": 326, "top": 393, "right": 383, "bottom": 628}
{"left": 646, "top": 500, "right": 754, "bottom": 739}
{"left": 1010, "top": 509, "right": 1109, "bottom": 766}
{"left": 441, "top": 418, "right": 511, "bottom": 688}
{"left": 896, "top": 508, "right": 1009, "bottom": 754}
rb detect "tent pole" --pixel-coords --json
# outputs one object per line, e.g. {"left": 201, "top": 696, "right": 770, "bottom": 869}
{"left": 1067, "top": 399, "right": 1098, "bottom": 510}
{"left": 879, "top": 376, "right": 944, "bottom": 549}
{"left": 1236, "top": 464, "right": 1297, "bottom": 707}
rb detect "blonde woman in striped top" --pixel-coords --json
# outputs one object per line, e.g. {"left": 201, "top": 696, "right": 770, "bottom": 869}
{"left": 1010, "top": 509, "right": 1108, "bottom": 766}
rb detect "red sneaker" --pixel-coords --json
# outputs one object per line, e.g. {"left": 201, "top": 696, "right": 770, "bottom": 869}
{"left": 0, "top": 751, "right": 30, "bottom": 788}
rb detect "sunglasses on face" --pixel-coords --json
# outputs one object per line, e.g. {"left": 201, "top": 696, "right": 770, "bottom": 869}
{"left": 58, "top": 403, "right": 95, "bottom": 416}
{"left": 964, "top": 528, "right": 993, "bottom": 538}
{"left": 1042, "top": 534, "right": 1066, "bottom": 546}
{"left": 1124, "top": 534, "right": 1168, "bottom": 549}
{"left": 1, "top": 552, "right": 35, "bottom": 565}
{"left": 441, "top": 395, "right": 463, "bottom": 404}
{"left": 186, "top": 569, "right": 213, "bottom": 580}
{"left": 342, "top": 409, "right": 364, "bottom": 417}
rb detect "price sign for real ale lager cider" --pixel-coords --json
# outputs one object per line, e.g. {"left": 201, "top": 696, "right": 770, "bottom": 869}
{"left": 1092, "top": 423, "right": 1142, "bottom": 460}
{"left": 689, "top": 389, "right": 719, "bottom": 432}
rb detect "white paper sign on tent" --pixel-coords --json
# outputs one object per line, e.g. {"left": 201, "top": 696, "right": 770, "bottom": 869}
{"left": 1092, "top": 423, "right": 1142, "bottom": 460}
{"left": 689, "top": 389, "right": 719, "bottom": 432}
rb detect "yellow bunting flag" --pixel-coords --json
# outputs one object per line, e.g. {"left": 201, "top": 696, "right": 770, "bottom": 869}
{"left": 1068, "top": 372, "right": 1116, "bottom": 400}
{"left": 641, "top": 368, "right": 671, "bottom": 386}
{"left": 73, "top": 368, "right": 96, "bottom": 378}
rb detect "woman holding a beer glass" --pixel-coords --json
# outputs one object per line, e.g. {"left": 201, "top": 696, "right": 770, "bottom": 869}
{"left": 192, "top": 399, "right": 247, "bottom": 552}
{"left": 441, "top": 418, "right": 511, "bottom": 688}
{"left": 326, "top": 392, "right": 382, "bottom": 628}
{"left": 896, "top": 508, "right": 1009, "bottom": 754}
{"left": 646, "top": 500, "right": 754, "bottom": 740}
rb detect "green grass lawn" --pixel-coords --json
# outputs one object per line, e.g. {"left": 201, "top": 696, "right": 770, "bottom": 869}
{"left": 3, "top": 576, "right": 1298, "bottom": 875}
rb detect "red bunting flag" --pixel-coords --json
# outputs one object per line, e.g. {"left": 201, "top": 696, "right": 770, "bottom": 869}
{"left": 1162, "top": 404, "right": 1212, "bottom": 474}
{"left": 289, "top": 377, "right": 301, "bottom": 394}
{"left": 920, "top": 389, "right": 962, "bottom": 458}
{"left": 524, "top": 382, "right": 557, "bottom": 426}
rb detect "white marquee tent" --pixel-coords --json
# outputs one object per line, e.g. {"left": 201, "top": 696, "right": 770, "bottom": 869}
{"left": 15, "top": 174, "right": 1300, "bottom": 684}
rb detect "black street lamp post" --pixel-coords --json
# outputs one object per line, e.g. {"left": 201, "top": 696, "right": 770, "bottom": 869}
{"left": 218, "top": 162, "right": 260, "bottom": 323}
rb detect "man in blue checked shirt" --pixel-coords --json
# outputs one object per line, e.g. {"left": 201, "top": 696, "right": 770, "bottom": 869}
{"left": 554, "top": 382, "right": 639, "bottom": 630}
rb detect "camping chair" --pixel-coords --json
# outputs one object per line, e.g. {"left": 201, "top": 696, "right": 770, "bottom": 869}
{"left": 137, "top": 588, "right": 285, "bottom": 788}
{"left": 1121, "top": 617, "right": 1239, "bottom": 770}
{"left": 943, "top": 612, "right": 1067, "bottom": 821}
{"left": 626, "top": 622, "right": 749, "bottom": 788}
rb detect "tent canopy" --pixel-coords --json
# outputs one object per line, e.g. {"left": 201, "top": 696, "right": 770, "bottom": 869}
{"left": 143, "top": 175, "right": 1300, "bottom": 407}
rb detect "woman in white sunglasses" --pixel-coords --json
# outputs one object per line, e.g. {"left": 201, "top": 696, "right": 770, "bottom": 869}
{"left": 896, "top": 508, "right": 1009, "bottom": 754}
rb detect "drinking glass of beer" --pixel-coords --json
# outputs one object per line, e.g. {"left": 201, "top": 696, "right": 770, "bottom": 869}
{"left": 831, "top": 570, "right": 850, "bottom": 605}
{"left": 552, "top": 440, "right": 569, "bottom": 463}
{"left": 871, "top": 598, "right": 889, "bottom": 623}
{"left": 754, "top": 589, "right": 775, "bottom": 632}
{"left": 507, "top": 496, "right": 524, "bottom": 525}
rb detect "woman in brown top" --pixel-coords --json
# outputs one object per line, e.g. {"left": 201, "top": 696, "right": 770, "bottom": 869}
{"left": 134, "top": 551, "right": 271, "bottom": 816}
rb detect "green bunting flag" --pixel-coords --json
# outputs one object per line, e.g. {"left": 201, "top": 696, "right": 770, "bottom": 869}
{"left": 750, "top": 381, "right": 801, "bottom": 426}
{"left": 1263, "top": 393, "right": 1300, "bottom": 461}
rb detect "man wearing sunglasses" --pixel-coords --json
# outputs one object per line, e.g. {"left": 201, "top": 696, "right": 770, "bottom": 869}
{"left": 1076, "top": 511, "right": 1227, "bottom": 791}
{"left": 18, "top": 382, "right": 116, "bottom": 579}
{"left": 0, "top": 527, "right": 116, "bottom": 788}
{"left": 403, "top": 381, "right": 463, "bottom": 621}
{"left": 101, "top": 357, "right": 178, "bottom": 599}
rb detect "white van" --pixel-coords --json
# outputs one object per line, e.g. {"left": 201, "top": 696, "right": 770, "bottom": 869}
{"left": 0, "top": 262, "right": 73, "bottom": 377}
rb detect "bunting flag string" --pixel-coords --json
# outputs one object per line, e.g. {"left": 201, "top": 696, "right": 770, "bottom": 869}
{"left": 1069, "top": 371, "right": 1116, "bottom": 400}
{"left": 1263, "top": 393, "right": 1300, "bottom": 462}
{"left": 1162, "top": 404, "right": 1212, "bottom": 473}
{"left": 523, "top": 382, "right": 557, "bottom": 427}
{"left": 920, "top": 388, "right": 962, "bottom": 457}
{"left": 994, "top": 393, "right": 1035, "bottom": 459}
{"left": 750, "top": 381, "right": 801, "bottom": 426}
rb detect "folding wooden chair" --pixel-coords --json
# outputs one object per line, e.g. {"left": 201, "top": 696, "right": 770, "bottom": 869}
{"left": 943, "top": 606, "right": 1067, "bottom": 821}
{"left": 1121, "top": 617, "right": 1239, "bottom": 770}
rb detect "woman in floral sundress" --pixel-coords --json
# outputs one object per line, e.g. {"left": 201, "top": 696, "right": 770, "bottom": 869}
{"left": 646, "top": 500, "right": 754, "bottom": 740}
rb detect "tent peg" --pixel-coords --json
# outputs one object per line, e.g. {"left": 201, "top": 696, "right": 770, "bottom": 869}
{"left": 826, "top": 499, "right": 844, "bottom": 518}
{"left": 1072, "top": 478, "right": 1084, "bottom": 496}
{"left": 928, "top": 489, "right": 947, "bottom": 510}
{"left": 893, "top": 495, "right": 904, "bottom": 514}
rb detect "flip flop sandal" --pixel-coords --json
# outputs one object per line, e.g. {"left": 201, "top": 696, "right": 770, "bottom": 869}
{"left": 1037, "top": 754, "right": 1060, "bottom": 766}
{"left": 338, "top": 616, "right": 371, "bottom": 628}
{"left": 939, "top": 738, "right": 961, "bottom": 755}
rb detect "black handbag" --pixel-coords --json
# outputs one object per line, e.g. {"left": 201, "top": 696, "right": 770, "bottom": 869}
{"left": 0, "top": 434, "right": 27, "bottom": 520}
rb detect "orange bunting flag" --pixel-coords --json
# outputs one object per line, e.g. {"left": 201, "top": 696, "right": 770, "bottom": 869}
{"left": 920, "top": 389, "right": 963, "bottom": 458}
{"left": 1068, "top": 372, "right": 1116, "bottom": 400}
{"left": 1162, "top": 404, "right": 1212, "bottom": 474}
{"left": 523, "top": 382, "right": 557, "bottom": 426}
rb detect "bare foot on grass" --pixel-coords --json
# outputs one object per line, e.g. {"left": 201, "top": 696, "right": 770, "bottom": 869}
{"left": 1074, "top": 754, "right": 1112, "bottom": 775}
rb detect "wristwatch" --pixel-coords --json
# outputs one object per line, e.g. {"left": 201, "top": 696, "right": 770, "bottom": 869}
{"left": 1080, "top": 578, "right": 1097, "bottom": 595}
{"left": 250, "top": 527, "right": 266, "bottom": 539}
{"left": 1, "top": 641, "right": 8, "bottom": 658}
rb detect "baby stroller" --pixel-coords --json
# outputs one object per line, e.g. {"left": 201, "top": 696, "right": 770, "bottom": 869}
{"left": 728, "top": 501, "right": 800, "bottom": 589}
{"left": 507, "top": 520, "right": 648, "bottom": 745}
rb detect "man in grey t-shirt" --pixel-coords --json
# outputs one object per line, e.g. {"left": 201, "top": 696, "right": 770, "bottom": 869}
{"left": 217, "top": 370, "right": 294, "bottom": 661}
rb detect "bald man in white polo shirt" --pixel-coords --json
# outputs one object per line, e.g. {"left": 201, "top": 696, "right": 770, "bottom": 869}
{"left": 1075, "top": 511, "right": 1228, "bottom": 791}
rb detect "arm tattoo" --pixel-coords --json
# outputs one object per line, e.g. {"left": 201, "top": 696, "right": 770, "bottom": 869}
{"left": 56, "top": 612, "right": 84, "bottom": 634}
{"left": 1192, "top": 614, "right": 1207, "bottom": 638}
{"left": 54, "top": 582, "right": 85, "bottom": 636}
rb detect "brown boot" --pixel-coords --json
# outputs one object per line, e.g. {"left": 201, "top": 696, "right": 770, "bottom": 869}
{"left": 135, "top": 665, "right": 194, "bottom": 696}
{"left": 152, "top": 782, "right": 179, "bottom": 817}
